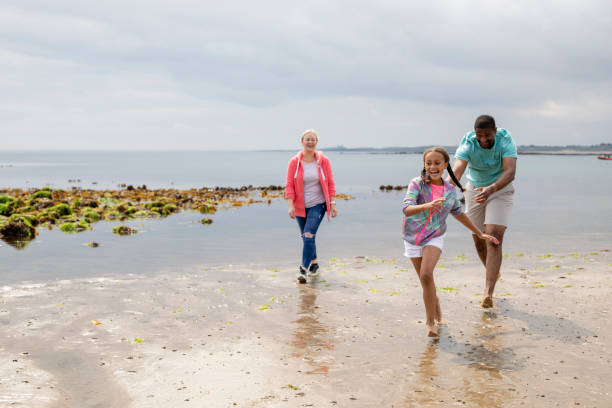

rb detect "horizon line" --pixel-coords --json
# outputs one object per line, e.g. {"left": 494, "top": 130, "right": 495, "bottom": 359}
{"left": 1, "top": 142, "right": 611, "bottom": 153}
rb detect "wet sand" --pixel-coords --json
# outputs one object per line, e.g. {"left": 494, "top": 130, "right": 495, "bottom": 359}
{"left": 1, "top": 250, "right": 610, "bottom": 407}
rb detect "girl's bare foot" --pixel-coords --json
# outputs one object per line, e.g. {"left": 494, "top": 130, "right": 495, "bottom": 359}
{"left": 481, "top": 295, "right": 494, "bottom": 308}
{"left": 426, "top": 323, "right": 439, "bottom": 337}
{"left": 435, "top": 297, "right": 442, "bottom": 322}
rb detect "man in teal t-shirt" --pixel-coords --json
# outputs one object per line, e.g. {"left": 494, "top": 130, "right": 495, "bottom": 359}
{"left": 451, "top": 115, "right": 517, "bottom": 308}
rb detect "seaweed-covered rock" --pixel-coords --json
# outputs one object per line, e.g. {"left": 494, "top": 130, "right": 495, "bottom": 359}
{"left": 59, "top": 221, "right": 89, "bottom": 233}
{"left": 116, "top": 202, "right": 130, "bottom": 213}
{"left": 199, "top": 218, "right": 213, "bottom": 225}
{"left": 35, "top": 199, "right": 54, "bottom": 209}
{"left": 162, "top": 203, "right": 178, "bottom": 215}
{"left": 198, "top": 204, "right": 217, "bottom": 214}
{"left": 0, "top": 196, "right": 25, "bottom": 216}
{"left": 112, "top": 225, "right": 138, "bottom": 235}
{"left": 80, "top": 198, "right": 99, "bottom": 208}
{"left": 0, "top": 215, "right": 36, "bottom": 239}
{"left": 0, "top": 195, "right": 15, "bottom": 204}
{"left": 83, "top": 210, "right": 101, "bottom": 222}
{"left": 31, "top": 190, "right": 52, "bottom": 200}
{"left": 0, "top": 184, "right": 342, "bottom": 242}
{"left": 0, "top": 203, "right": 12, "bottom": 216}
{"left": 52, "top": 203, "right": 73, "bottom": 216}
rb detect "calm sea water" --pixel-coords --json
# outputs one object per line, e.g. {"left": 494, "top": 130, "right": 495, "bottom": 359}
{"left": 1, "top": 151, "right": 611, "bottom": 283}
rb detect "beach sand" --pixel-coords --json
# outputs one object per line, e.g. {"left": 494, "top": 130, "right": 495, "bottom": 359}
{"left": 1, "top": 250, "right": 610, "bottom": 407}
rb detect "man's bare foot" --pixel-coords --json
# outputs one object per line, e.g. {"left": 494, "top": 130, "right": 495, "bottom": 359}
{"left": 435, "top": 297, "right": 442, "bottom": 322}
{"left": 426, "top": 323, "right": 439, "bottom": 337}
{"left": 482, "top": 295, "right": 494, "bottom": 308}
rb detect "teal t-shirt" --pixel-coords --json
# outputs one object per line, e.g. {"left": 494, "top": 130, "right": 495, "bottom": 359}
{"left": 454, "top": 128, "right": 517, "bottom": 188}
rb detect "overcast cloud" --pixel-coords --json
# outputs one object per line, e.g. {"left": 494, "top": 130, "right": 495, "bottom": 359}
{"left": 2, "top": 0, "right": 611, "bottom": 150}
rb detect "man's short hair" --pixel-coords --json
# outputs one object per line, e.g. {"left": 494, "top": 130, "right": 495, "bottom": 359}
{"left": 474, "top": 115, "right": 496, "bottom": 130}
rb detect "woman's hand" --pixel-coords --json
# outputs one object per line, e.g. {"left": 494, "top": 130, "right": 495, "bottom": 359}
{"left": 478, "top": 232, "right": 500, "bottom": 245}
{"left": 288, "top": 206, "right": 295, "bottom": 219}
{"left": 330, "top": 204, "right": 338, "bottom": 218}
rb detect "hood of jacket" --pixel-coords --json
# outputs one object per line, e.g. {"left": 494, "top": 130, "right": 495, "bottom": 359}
{"left": 292, "top": 150, "right": 327, "bottom": 179}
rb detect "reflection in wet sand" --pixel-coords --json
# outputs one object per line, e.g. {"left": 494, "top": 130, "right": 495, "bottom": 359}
{"left": 290, "top": 284, "right": 334, "bottom": 375}
{"left": 454, "top": 311, "right": 517, "bottom": 407}
{"left": 403, "top": 313, "right": 523, "bottom": 407}
{"left": 406, "top": 338, "right": 441, "bottom": 406}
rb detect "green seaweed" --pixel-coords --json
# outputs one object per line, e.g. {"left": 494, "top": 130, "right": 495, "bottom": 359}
{"left": 60, "top": 223, "right": 77, "bottom": 233}
{"left": 83, "top": 210, "right": 101, "bottom": 222}
{"left": 52, "top": 203, "right": 72, "bottom": 217}
{"left": 162, "top": 203, "right": 178, "bottom": 215}
{"left": 31, "top": 190, "right": 52, "bottom": 200}
{"left": 112, "top": 225, "right": 137, "bottom": 235}
{"left": 437, "top": 287, "right": 456, "bottom": 293}
{"left": 0, "top": 195, "right": 15, "bottom": 204}
{"left": 0, "top": 203, "right": 11, "bottom": 216}
{"left": 60, "top": 221, "right": 88, "bottom": 233}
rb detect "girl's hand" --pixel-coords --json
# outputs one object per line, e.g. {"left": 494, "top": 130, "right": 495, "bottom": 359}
{"left": 425, "top": 197, "right": 445, "bottom": 211}
{"left": 288, "top": 207, "right": 295, "bottom": 219}
{"left": 479, "top": 232, "right": 500, "bottom": 245}
{"left": 330, "top": 204, "right": 338, "bottom": 218}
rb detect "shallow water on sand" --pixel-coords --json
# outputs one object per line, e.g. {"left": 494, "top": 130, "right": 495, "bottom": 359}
{"left": 1, "top": 251, "right": 610, "bottom": 407}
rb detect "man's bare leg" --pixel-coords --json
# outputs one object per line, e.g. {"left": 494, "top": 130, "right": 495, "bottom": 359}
{"left": 478, "top": 225, "right": 506, "bottom": 308}
{"left": 472, "top": 234, "right": 487, "bottom": 266}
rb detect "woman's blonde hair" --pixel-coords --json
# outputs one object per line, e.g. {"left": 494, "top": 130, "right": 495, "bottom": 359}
{"left": 301, "top": 129, "right": 318, "bottom": 142}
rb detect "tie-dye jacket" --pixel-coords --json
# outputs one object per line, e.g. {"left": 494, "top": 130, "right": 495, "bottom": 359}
{"left": 402, "top": 177, "right": 463, "bottom": 246}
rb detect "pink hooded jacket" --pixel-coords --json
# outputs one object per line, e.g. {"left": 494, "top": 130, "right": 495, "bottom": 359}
{"left": 285, "top": 151, "right": 336, "bottom": 219}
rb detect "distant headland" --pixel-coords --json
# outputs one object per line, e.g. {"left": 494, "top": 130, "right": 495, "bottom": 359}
{"left": 274, "top": 143, "right": 612, "bottom": 155}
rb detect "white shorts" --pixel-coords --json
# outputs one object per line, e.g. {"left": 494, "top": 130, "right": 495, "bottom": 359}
{"left": 403, "top": 234, "right": 445, "bottom": 258}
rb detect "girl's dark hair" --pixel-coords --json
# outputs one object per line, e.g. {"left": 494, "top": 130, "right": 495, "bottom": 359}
{"left": 421, "top": 146, "right": 464, "bottom": 192}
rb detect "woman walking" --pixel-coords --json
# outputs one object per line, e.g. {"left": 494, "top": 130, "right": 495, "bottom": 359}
{"left": 285, "top": 130, "right": 338, "bottom": 283}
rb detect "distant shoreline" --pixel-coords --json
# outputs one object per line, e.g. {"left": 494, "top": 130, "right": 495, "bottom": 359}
{"left": 517, "top": 151, "right": 612, "bottom": 156}
{"left": 356, "top": 150, "right": 612, "bottom": 156}
{"left": 263, "top": 143, "right": 612, "bottom": 155}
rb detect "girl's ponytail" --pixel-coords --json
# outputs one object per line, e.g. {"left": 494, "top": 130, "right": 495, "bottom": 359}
{"left": 421, "top": 166, "right": 429, "bottom": 183}
{"left": 447, "top": 163, "right": 464, "bottom": 192}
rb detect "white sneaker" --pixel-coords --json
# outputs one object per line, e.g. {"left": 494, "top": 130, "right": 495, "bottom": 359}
{"left": 297, "top": 266, "right": 307, "bottom": 284}
{"left": 308, "top": 263, "right": 320, "bottom": 276}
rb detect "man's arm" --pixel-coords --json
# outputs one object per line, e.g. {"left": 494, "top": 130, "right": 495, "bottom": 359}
{"left": 449, "top": 159, "right": 468, "bottom": 185}
{"left": 474, "top": 157, "right": 516, "bottom": 202}
{"left": 491, "top": 157, "right": 516, "bottom": 191}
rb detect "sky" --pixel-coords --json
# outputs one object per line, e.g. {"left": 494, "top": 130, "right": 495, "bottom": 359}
{"left": 2, "top": 0, "right": 611, "bottom": 150}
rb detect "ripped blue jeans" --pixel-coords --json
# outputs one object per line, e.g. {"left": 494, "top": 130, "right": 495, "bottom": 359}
{"left": 296, "top": 203, "right": 326, "bottom": 269}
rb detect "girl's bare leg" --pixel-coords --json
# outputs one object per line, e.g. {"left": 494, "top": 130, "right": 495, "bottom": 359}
{"left": 410, "top": 257, "right": 442, "bottom": 324}
{"left": 410, "top": 246, "right": 442, "bottom": 336}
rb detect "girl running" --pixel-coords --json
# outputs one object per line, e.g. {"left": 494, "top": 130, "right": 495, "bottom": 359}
{"left": 403, "top": 147, "right": 499, "bottom": 337}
